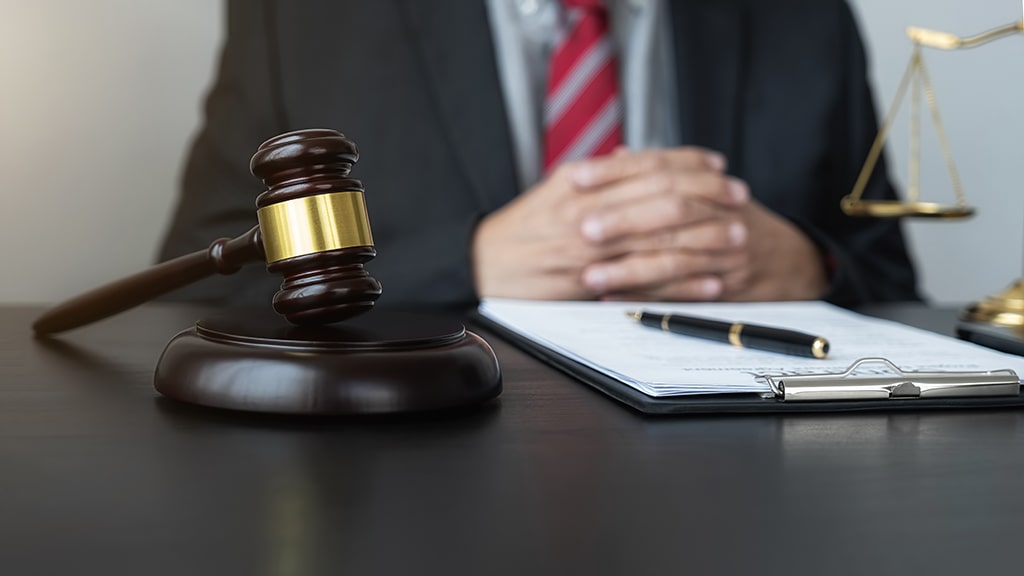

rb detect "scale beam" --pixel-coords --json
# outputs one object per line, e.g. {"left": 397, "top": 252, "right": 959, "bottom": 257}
{"left": 907, "top": 21, "right": 1023, "bottom": 50}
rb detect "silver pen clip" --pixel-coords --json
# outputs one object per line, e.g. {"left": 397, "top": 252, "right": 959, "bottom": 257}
{"left": 762, "top": 357, "right": 1020, "bottom": 402}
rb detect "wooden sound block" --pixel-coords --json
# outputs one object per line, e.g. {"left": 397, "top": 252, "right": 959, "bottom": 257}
{"left": 154, "top": 310, "right": 501, "bottom": 415}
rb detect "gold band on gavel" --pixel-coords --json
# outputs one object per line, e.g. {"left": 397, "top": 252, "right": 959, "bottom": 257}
{"left": 257, "top": 191, "right": 374, "bottom": 264}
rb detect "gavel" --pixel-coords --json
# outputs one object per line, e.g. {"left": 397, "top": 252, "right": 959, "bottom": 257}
{"left": 33, "top": 129, "right": 383, "bottom": 335}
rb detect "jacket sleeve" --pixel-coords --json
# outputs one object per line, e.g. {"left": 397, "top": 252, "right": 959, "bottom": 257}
{"left": 803, "top": 1, "right": 923, "bottom": 307}
{"left": 156, "top": 0, "right": 285, "bottom": 306}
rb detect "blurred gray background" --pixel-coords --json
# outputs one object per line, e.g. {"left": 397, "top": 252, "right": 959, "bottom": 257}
{"left": 1, "top": 0, "right": 1021, "bottom": 306}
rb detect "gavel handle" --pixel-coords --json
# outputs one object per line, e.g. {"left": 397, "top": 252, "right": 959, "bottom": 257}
{"left": 33, "top": 226, "right": 264, "bottom": 335}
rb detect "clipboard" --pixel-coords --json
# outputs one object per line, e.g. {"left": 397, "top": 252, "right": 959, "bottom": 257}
{"left": 474, "top": 315, "right": 1024, "bottom": 415}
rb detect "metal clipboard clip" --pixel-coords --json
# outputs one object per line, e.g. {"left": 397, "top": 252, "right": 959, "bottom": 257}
{"left": 761, "top": 357, "right": 1020, "bottom": 402}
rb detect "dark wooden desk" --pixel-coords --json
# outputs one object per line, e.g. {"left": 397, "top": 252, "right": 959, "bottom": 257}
{"left": 1, "top": 304, "right": 1021, "bottom": 575}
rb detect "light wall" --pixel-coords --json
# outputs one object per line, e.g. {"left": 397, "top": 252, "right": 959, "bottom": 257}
{"left": 0, "top": 0, "right": 222, "bottom": 305}
{"left": 1, "top": 0, "right": 1020, "bottom": 306}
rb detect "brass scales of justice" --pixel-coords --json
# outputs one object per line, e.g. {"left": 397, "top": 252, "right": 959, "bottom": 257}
{"left": 843, "top": 2, "right": 1024, "bottom": 327}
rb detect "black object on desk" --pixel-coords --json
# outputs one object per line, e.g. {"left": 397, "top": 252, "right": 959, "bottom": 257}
{"left": 957, "top": 320, "right": 1024, "bottom": 356}
{"left": 628, "top": 310, "right": 829, "bottom": 359}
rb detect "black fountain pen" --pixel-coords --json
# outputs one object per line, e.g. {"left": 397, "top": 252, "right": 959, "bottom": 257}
{"left": 627, "top": 310, "right": 830, "bottom": 359}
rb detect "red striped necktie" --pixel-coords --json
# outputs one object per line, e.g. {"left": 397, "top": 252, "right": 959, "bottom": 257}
{"left": 542, "top": 0, "right": 624, "bottom": 172}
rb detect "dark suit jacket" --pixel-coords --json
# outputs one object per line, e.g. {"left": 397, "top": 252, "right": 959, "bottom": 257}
{"left": 158, "top": 0, "right": 921, "bottom": 309}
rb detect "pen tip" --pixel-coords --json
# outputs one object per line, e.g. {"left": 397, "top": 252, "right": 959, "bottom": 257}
{"left": 626, "top": 310, "right": 641, "bottom": 321}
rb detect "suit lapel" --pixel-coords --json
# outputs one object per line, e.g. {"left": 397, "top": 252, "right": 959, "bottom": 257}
{"left": 669, "top": 0, "right": 746, "bottom": 169}
{"left": 397, "top": 0, "right": 520, "bottom": 212}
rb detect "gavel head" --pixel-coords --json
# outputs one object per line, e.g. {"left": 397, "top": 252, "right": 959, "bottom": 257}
{"left": 250, "top": 129, "right": 383, "bottom": 325}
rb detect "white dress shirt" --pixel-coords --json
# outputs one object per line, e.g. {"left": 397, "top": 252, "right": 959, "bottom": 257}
{"left": 485, "top": 0, "right": 680, "bottom": 188}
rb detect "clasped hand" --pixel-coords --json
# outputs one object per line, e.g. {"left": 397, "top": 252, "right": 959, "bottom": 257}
{"left": 472, "top": 147, "right": 827, "bottom": 302}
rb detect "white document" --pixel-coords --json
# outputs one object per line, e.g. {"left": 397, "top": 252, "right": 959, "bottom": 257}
{"left": 478, "top": 299, "right": 1024, "bottom": 397}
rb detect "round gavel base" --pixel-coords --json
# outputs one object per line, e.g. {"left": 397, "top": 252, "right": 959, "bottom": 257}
{"left": 154, "top": 310, "right": 501, "bottom": 415}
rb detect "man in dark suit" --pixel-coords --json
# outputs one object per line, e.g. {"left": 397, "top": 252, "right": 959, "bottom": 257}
{"left": 159, "top": 0, "right": 920, "bottom": 309}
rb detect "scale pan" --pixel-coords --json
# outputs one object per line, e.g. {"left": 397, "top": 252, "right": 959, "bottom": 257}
{"left": 841, "top": 197, "right": 974, "bottom": 219}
